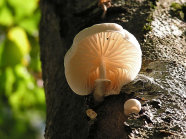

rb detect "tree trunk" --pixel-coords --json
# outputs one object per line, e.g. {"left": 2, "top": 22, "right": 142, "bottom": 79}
{"left": 39, "top": 0, "right": 186, "bottom": 138}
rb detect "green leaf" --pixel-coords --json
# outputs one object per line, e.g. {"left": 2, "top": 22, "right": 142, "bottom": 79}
{"left": 7, "top": 0, "right": 38, "bottom": 21}
{"left": 0, "top": 0, "right": 5, "bottom": 7}
{"left": 27, "top": 35, "right": 41, "bottom": 72}
{"left": 19, "top": 9, "right": 40, "bottom": 36}
{"left": 0, "top": 39, "right": 5, "bottom": 66}
{"left": 5, "top": 67, "right": 15, "bottom": 96}
{"left": 8, "top": 27, "right": 30, "bottom": 56}
{"left": 14, "top": 64, "right": 31, "bottom": 80}
{"left": 19, "top": 18, "right": 37, "bottom": 35}
{"left": 29, "top": 56, "right": 41, "bottom": 72}
{"left": 0, "top": 0, "right": 45, "bottom": 138}
{"left": 9, "top": 82, "right": 26, "bottom": 111}
{"left": 0, "top": 6, "right": 14, "bottom": 26}
{"left": 0, "top": 40, "right": 23, "bottom": 67}
{"left": 0, "top": 69, "right": 6, "bottom": 93}
{"left": 19, "top": 17, "right": 38, "bottom": 36}
{"left": 34, "top": 87, "right": 45, "bottom": 106}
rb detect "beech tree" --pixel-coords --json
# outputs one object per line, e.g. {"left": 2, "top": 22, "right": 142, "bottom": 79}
{"left": 39, "top": 0, "right": 186, "bottom": 138}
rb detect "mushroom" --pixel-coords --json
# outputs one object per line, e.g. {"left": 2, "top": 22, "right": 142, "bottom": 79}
{"left": 64, "top": 23, "right": 142, "bottom": 102}
{"left": 124, "top": 99, "right": 141, "bottom": 116}
{"left": 86, "top": 109, "right": 97, "bottom": 120}
{"left": 98, "top": 0, "right": 112, "bottom": 18}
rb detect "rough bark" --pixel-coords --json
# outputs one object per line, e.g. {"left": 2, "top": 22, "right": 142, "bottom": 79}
{"left": 39, "top": 0, "right": 185, "bottom": 138}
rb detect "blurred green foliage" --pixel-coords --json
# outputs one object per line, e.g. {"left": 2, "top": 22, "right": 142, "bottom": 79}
{"left": 0, "top": 0, "right": 45, "bottom": 138}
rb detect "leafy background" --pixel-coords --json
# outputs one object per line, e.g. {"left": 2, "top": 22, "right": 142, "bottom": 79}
{"left": 0, "top": 0, "right": 45, "bottom": 138}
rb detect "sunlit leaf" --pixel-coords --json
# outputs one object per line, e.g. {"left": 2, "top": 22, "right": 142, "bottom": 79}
{"left": 19, "top": 18, "right": 38, "bottom": 36}
{"left": 8, "top": 27, "right": 30, "bottom": 55}
{"left": 7, "top": 0, "right": 38, "bottom": 21}
{"left": 14, "top": 64, "right": 31, "bottom": 80}
{"left": 0, "top": 6, "right": 13, "bottom": 26}
{"left": 19, "top": 10, "right": 40, "bottom": 36}
{"left": 0, "top": 0, "right": 5, "bottom": 7}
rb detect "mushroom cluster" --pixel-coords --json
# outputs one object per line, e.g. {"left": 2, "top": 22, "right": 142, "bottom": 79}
{"left": 64, "top": 23, "right": 142, "bottom": 102}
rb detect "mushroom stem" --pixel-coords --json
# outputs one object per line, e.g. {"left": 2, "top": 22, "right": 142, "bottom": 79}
{"left": 101, "top": 4, "right": 107, "bottom": 19}
{"left": 94, "top": 79, "right": 111, "bottom": 102}
{"left": 124, "top": 106, "right": 140, "bottom": 116}
{"left": 99, "top": 59, "right": 106, "bottom": 79}
{"left": 93, "top": 59, "right": 110, "bottom": 102}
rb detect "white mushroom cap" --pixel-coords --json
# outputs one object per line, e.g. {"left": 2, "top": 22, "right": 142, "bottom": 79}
{"left": 124, "top": 99, "right": 141, "bottom": 116}
{"left": 64, "top": 23, "right": 142, "bottom": 96}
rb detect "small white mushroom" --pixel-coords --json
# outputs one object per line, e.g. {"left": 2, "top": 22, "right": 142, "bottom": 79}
{"left": 124, "top": 99, "right": 141, "bottom": 116}
{"left": 64, "top": 23, "right": 142, "bottom": 102}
